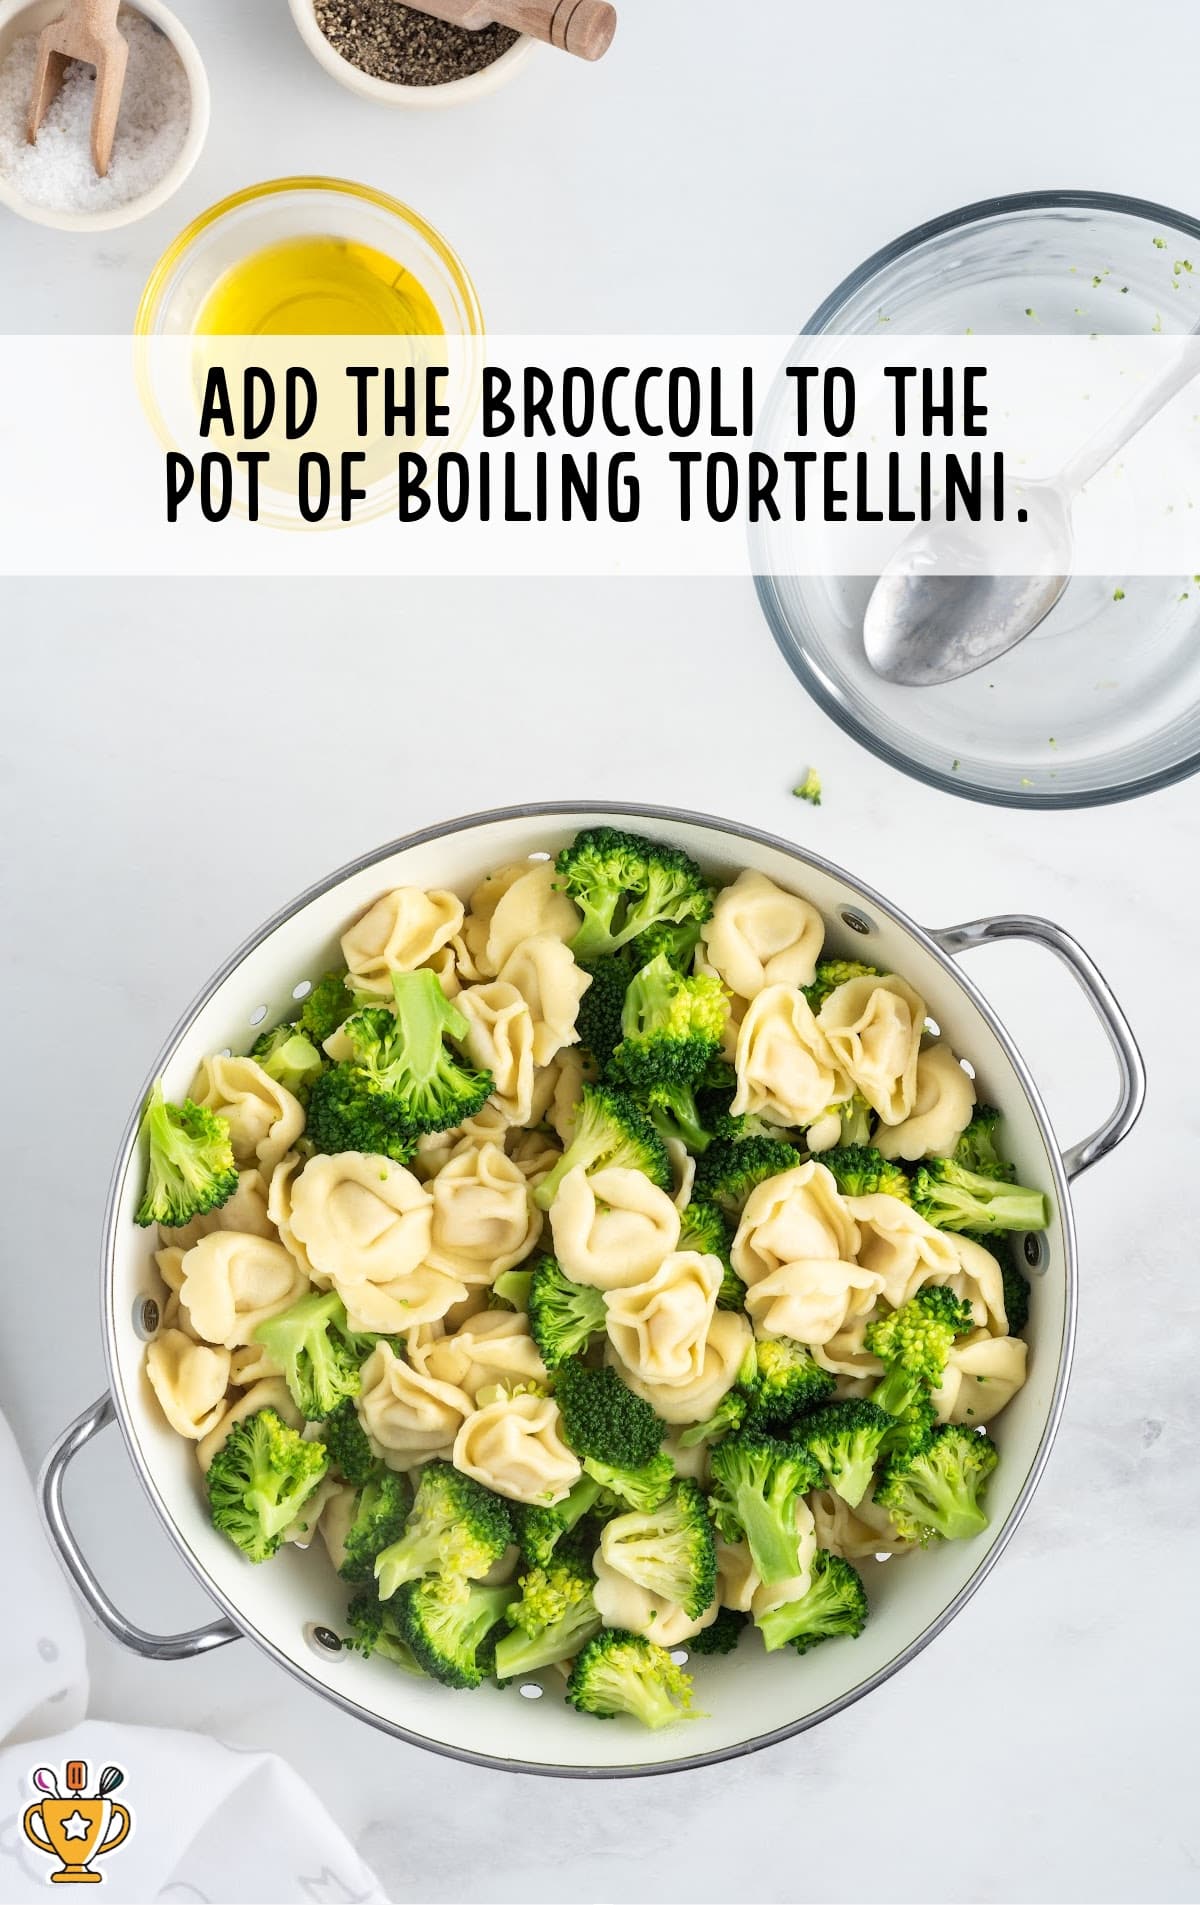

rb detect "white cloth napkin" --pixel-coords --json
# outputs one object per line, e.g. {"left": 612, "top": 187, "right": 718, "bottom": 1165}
{"left": 0, "top": 1413, "right": 388, "bottom": 1905}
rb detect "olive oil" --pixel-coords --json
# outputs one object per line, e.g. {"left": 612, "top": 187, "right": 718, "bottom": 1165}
{"left": 195, "top": 235, "right": 443, "bottom": 336}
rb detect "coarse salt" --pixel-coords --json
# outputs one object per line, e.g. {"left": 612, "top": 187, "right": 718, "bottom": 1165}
{"left": 0, "top": 6, "right": 189, "bottom": 213}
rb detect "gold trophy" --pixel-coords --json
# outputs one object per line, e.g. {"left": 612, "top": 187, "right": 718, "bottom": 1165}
{"left": 23, "top": 1762, "right": 130, "bottom": 1884}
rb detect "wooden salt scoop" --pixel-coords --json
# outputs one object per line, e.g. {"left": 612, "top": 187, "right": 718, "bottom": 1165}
{"left": 27, "top": 0, "right": 129, "bottom": 177}
{"left": 408, "top": 0, "right": 617, "bottom": 62}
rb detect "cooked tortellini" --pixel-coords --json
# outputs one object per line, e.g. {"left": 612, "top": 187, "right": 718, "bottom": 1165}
{"left": 473, "top": 859, "right": 579, "bottom": 977}
{"left": 611, "top": 1308, "right": 753, "bottom": 1425}
{"left": 603, "top": 1251, "right": 723, "bottom": 1388}
{"left": 497, "top": 934, "right": 591, "bottom": 1066}
{"left": 228, "top": 1340, "right": 282, "bottom": 1386}
{"left": 938, "top": 1232, "right": 1010, "bottom": 1336}
{"left": 817, "top": 973, "right": 927, "bottom": 1125}
{"left": 744, "top": 1259, "right": 884, "bottom": 1346}
{"left": 412, "top": 1309, "right": 547, "bottom": 1401}
{"left": 189, "top": 1056, "right": 305, "bottom": 1172}
{"left": 288, "top": 1153, "right": 433, "bottom": 1285}
{"left": 160, "top": 1167, "right": 274, "bottom": 1249}
{"left": 455, "top": 981, "right": 536, "bottom": 1127}
{"left": 453, "top": 1392, "right": 581, "bottom": 1504}
{"left": 266, "top": 1151, "right": 321, "bottom": 1284}
{"left": 426, "top": 1141, "right": 542, "bottom": 1284}
{"left": 702, "top": 869, "right": 825, "bottom": 999}
{"left": 549, "top": 1165, "right": 681, "bottom": 1290}
{"left": 715, "top": 1536, "right": 759, "bottom": 1613}
{"left": 731, "top": 984, "right": 849, "bottom": 1126}
{"left": 810, "top": 1486, "right": 914, "bottom": 1559}
{"left": 357, "top": 1342, "right": 473, "bottom": 1472}
{"left": 318, "top": 1482, "right": 359, "bottom": 1574}
{"left": 873, "top": 1042, "right": 976, "bottom": 1161}
{"left": 145, "top": 1330, "right": 231, "bottom": 1439}
{"left": 731, "top": 1162, "right": 860, "bottom": 1285}
{"left": 809, "top": 1310, "right": 885, "bottom": 1381}
{"left": 592, "top": 1549, "right": 718, "bottom": 1646}
{"left": 179, "top": 1231, "right": 309, "bottom": 1348}
{"left": 844, "top": 1193, "right": 961, "bottom": 1309}
{"left": 341, "top": 886, "right": 464, "bottom": 996}
{"left": 931, "top": 1331, "right": 1028, "bottom": 1424}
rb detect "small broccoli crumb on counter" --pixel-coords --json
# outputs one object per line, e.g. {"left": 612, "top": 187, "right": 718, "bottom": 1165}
{"left": 792, "top": 768, "right": 822, "bottom": 806}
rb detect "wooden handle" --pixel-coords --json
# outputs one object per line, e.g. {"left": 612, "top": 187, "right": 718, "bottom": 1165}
{"left": 65, "top": 1762, "right": 87, "bottom": 1793}
{"left": 424, "top": 0, "right": 617, "bottom": 60}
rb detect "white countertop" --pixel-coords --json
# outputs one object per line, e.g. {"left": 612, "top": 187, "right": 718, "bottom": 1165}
{"left": 3, "top": 3, "right": 1199, "bottom": 1901}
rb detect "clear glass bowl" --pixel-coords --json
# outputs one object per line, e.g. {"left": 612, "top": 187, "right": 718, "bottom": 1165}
{"left": 753, "top": 191, "right": 1200, "bottom": 808}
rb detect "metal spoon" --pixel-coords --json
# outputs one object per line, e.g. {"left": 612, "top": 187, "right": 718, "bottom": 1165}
{"left": 863, "top": 341, "right": 1199, "bottom": 687}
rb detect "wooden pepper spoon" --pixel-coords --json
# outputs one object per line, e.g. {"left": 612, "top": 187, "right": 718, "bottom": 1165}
{"left": 410, "top": 0, "right": 617, "bottom": 62}
{"left": 27, "top": 0, "right": 129, "bottom": 177}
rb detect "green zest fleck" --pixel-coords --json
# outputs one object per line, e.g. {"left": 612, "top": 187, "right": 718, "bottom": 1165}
{"left": 1154, "top": 237, "right": 1167, "bottom": 249}
{"left": 793, "top": 768, "right": 822, "bottom": 807}
{"left": 1113, "top": 587, "right": 1126, "bottom": 601}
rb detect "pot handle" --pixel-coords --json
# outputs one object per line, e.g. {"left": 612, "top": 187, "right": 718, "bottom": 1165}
{"left": 931, "top": 913, "right": 1145, "bottom": 1181}
{"left": 39, "top": 1393, "right": 242, "bottom": 1661}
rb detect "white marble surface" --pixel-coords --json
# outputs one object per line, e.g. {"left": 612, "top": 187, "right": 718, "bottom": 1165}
{"left": 3, "top": 1, "right": 1200, "bottom": 1900}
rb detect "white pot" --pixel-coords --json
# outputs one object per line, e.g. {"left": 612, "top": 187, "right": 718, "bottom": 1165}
{"left": 40, "top": 804, "right": 1143, "bottom": 1777}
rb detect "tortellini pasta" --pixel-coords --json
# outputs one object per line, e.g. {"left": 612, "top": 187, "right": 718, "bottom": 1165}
{"left": 702, "top": 869, "right": 825, "bottom": 999}
{"left": 938, "top": 1232, "right": 1010, "bottom": 1336}
{"left": 810, "top": 1486, "right": 914, "bottom": 1559}
{"left": 873, "top": 1042, "right": 976, "bottom": 1161}
{"left": 412, "top": 1309, "right": 547, "bottom": 1401}
{"left": 426, "top": 1141, "right": 542, "bottom": 1284}
{"left": 196, "top": 1378, "right": 303, "bottom": 1473}
{"left": 474, "top": 859, "right": 579, "bottom": 977}
{"left": 592, "top": 1549, "right": 719, "bottom": 1646}
{"left": 732, "top": 1162, "right": 860, "bottom": 1285}
{"left": 818, "top": 973, "right": 927, "bottom": 1126}
{"left": 455, "top": 982, "right": 536, "bottom": 1127}
{"left": 288, "top": 1153, "right": 433, "bottom": 1286}
{"left": 611, "top": 1308, "right": 753, "bottom": 1425}
{"left": 319, "top": 1483, "right": 359, "bottom": 1574}
{"left": 266, "top": 1150, "right": 321, "bottom": 1285}
{"left": 715, "top": 1536, "right": 759, "bottom": 1613}
{"left": 931, "top": 1330, "right": 1028, "bottom": 1424}
{"left": 497, "top": 934, "right": 591, "bottom": 1066}
{"left": 549, "top": 1165, "right": 681, "bottom": 1291}
{"left": 744, "top": 1259, "right": 884, "bottom": 1347}
{"left": 453, "top": 1392, "right": 581, "bottom": 1504}
{"left": 145, "top": 1330, "right": 231, "bottom": 1439}
{"left": 189, "top": 1057, "right": 305, "bottom": 1172}
{"left": 160, "top": 1167, "right": 274, "bottom": 1249}
{"left": 844, "top": 1192, "right": 961, "bottom": 1310}
{"left": 357, "top": 1342, "right": 473, "bottom": 1472}
{"left": 341, "top": 886, "right": 464, "bottom": 996}
{"left": 604, "top": 1251, "right": 723, "bottom": 1389}
{"left": 179, "top": 1231, "right": 309, "bottom": 1348}
{"left": 228, "top": 1340, "right": 282, "bottom": 1386}
{"left": 731, "top": 984, "right": 849, "bottom": 1127}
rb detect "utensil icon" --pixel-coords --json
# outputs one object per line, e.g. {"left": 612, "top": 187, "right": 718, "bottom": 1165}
{"left": 32, "top": 1767, "right": 62, "bottom": 1797}
{"left": 23, "top": 1760, "right": 132, "bottom": 1883}
{"left": 96, "top": 1768, "right": 124, "bottom": 1799}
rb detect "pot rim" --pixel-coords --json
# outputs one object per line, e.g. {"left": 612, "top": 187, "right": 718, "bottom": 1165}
{"left": 100, "top": 799, "right": 1078, "bottom": 1778}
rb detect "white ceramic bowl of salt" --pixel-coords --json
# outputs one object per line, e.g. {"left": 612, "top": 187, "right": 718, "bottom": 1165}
{"left": 0, "top": 0, "right": 209, "bottom": 231}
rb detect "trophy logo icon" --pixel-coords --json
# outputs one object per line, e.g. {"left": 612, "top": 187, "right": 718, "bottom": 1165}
{"left": 22, "top": 1761, "right": 131, "bottom": 1885}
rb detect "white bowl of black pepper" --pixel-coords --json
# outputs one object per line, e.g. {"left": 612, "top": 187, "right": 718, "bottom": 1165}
{"left": 289, "top": 0, "right": 535, "bottom": 108}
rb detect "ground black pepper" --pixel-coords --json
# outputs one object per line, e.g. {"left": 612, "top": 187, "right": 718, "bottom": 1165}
{"left": 314, "top": 0, "right": 519, "bottom": 86}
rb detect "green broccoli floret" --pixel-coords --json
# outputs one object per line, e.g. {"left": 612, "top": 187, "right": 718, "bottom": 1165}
{"left": 687, "top": 1605, "right": 749, "bottom": 1655}
{"left": 875, "top": 1425, "right": 998, "bottom": 1544}
{"left": 374, "top": 1461, "right": 512, "bottom": 1599}
{"left": 1000, "top": 1253, "right": 1031, "bottom": 1335}
{"left": 625, "top": 917, "right": 704, "bottom": 971}
{"left": 566, "top": 1628, "right": 700, "bottom": 1728}
{"left": 802, "top": 961, "right": 881, "bottom": 1012}
{"left": 575, "top": 954, "right": 632, "bottom": 1074}
{"left": 527, "top": 1255, "right": 607, "bottom": 1369}
{"left": 793, "top": 767, "right": 822, "bottom": 806}
{"left": 745, "top": 1336, "right": 837, "bottom": 1428}
{"left": 556, "top": 827, "right": 714, "bottom": 964}
{"left": 554, "top": 1359, "right": 666, "bottom": 1470}
{"left": 511, "top": 1474, "right": 604, "bottom": 1568}
{"left": 866, "top": 1286, "right": 976, "bottom": 1418}
{"left": 134, "top": 1081, "right": 239, "bottom": 1229}
{"left": 298, "top": 969, "right": 355, "bottom": 1045}
{"left": 953, "top": 1105, "right": 1016, "bottom": 1182}
{"left": 756, "top": 1550, "right": 870, "bottom": 1654}
{"left": 796, "top": 1400, "right": 894, "bottom": 1508}
{"left": 494, "top": 1552, "right": 601, "bottom": 1680}
{"left": 321, "top": 1396, "right": 377, "bottom": 1487}
{"left": 911, "top": 1158, "right": 1049, "bottom": 1234}
{"left": 692, "top": 1135, "right": 801, "bottom": 1218}
{"left": 339, "top": 1470, "right": 410, "bottom": 1583}
{"left": 832, "top": 1092, "right": 874, "bottom": 1146}
{"left": 599, "top": 1481, "right": 717, "bottom": 1619}
{"left": 395, "top": 1576, "right": 519, "bottom": 1689}
{"left": 205, "top": 1407, "right": 328, "bottom": 1564}
{"left": 533, "top": 1083, "right": 672, "bottom": 1211}
{"left": 818, "top": 1145, "right": 912, "bottom": 1203}
{"left": 607, "top": 953, "right": 729, "bottom": 1153}
{"left": 321, "top": 969, "right": 494, "bottom": 1149}
{"left": 882, "top": 1390, "right": 938, "bottom": 1461}
{"left": 489, "top": 1267, "right": 534, "bottom": 1312}
{"left": 708, "top": 1428, "right": 819, "bottom": 1586}
{"left": 583, "top": 1453, "right": 677, "bottom": 1512}
{"left": 344, "top": 1585, "right": 423, "bottom": 1672}
{"left": 249, "top": 1023, "right": 325, "bottom": 1100}
{"left": 304, "top": 1065, "right": 419, "bottom": 1164}
{"left": 253, "top": 1290, "right": 362, "bottom": 1421}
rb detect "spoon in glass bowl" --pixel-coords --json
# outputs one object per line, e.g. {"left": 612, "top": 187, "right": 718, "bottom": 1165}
{"left": 863, "top": 342, "right": 1199, "bottom": 687}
